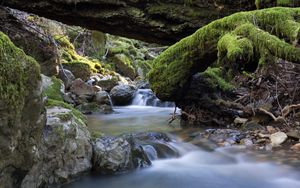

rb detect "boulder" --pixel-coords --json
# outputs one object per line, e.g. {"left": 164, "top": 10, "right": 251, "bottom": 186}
{"left": 58, "top": 68, "right": 75, "bottom": 89}
{"left": 21, "top": 106, "right": 93, "bottom": 187}
{"left": 0, "top": 32, "right": 44, "bottom": 188}
{"left": 110, "top": 85, "right": 137, "bottom": 105}
{"left": 96, "top": 75, "right": 119, "bottom": 92}
{"left": 70, "top": 79, "right": 98, "bottom": 97}
{"left": 113, "top": 54, "right": 136, "bottom": 80}
{"left": 270, "top": 132, "right": 288, "bottom": 147}
{"left": 0, "top": 7, "right": 59, "bottom": 76}
{"left": 92, "top": 132, "right": 176, "bottom": 174}
{"left": 95, "top": 91, "right": 112, "bottom": 106}
{"left": 93, "top": 137, "right": 135, "bottom": 174}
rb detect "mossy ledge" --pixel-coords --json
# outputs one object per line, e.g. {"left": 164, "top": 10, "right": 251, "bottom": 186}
{"left": 0, "top": 31, "right": 41, "bottom": 117}
{"left": 148, "top": 7, "right": 300, "bottom": 101}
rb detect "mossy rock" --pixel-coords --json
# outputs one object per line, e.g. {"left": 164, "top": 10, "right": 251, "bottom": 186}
{"left": 55, "top": 35, "right": 110, "bottom": 80}
{"left": 62, "top": 61, "right": 94, "bottom": 81}
{"left": 148, "top": 7, "right": 300, "bottom": 101}
{"left": 113, "top": 54, "right": 136, "bottom": 80}
{"left": 46, "top": 99, "right": 87, "bottom": 125}
{"left": 0, "top": 31, "right": 41, "bottom": 117}
{"left": 43, "top": 76, "right": 64, "bottom": 101}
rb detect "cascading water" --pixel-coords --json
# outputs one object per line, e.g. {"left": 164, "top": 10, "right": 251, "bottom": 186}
{"left": 71, "top": 88, "right": 300, "bottom": 188}
{"left": 132, "top": 89, "right": 175, "bottom": 107}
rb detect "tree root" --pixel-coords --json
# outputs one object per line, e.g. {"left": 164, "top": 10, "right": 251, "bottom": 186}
{"left": 258, "top": 103, "right": 300, "bottom": 122}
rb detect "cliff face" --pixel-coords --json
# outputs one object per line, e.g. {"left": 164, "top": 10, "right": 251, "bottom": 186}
{"left": 2, "top": 0, "right": 256, "bottom": 44}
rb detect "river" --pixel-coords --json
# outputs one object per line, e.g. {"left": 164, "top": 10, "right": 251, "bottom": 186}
{"left": 65, "top": 89, "right": 300, "bottom": 188}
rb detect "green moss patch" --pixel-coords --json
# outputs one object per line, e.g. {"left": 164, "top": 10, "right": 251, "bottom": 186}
{"left": 148, "top": 7, "right": 300, "bottom": 101}
{"left": 0, "top": 32, "right": 41, "bottom": 117}
{"left": 43, "top": 77, "right": 64, "bottom": 101}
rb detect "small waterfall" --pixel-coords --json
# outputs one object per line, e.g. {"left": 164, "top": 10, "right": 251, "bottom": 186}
{"left": 132, "top": 89, "right": 175, "bottom": 107}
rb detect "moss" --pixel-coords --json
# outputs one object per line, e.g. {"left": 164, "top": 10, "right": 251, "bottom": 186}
{"left": 55, "top": 34, "right": 111, "bottom": 80}
{"left": 46, "top": 99, "right": 87, "bottom": 125}
{"left": 256, "top": 0, "right": 295, "bottom": 9}
{"left": 201, "top": 67, "right": 234, "bottom": 91}
{"left": 113, "top": 54, "right": 136, "bottom": 80}
{"left": 91, "top": 131, "right": 104, "bottom": 141}
{"left": 43, "top": 77, "right": 64, "bottom": 101}
{"left": 62, "top": 61, "right": 94, "bottom": 80}
{"left": 0, "top": 32, "right": 41, "bottom": 117}
{"left": 217, "top": 33, "right": 253, "bottom": 65}
{"left": 91, "top": 30, "right": 106, "bottom": 58}
{"left": 148, "top": 7, "right": 300, "bottom": 101}
{"left": 277, "top": 0, "right": 293, "bottom": 6}
{"left": 57, "top": 112, "right": 73, "bottom": 122}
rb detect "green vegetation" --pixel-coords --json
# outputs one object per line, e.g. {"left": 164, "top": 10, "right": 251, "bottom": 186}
{"left": 113, "top": 54, "right": 136, "bottom": 80}
{"left": 0, "top": 32, "right": 41, "bottom": 117}
{"left": 55, "top": 35, "right": 109, "bottom": 80}
{"left": 201, "top": 67, "right": 234, "bottom": 91}
{"left": 148, "top": 7, "right": 300, "bottom": 101}
{"left": 43, "top": 77, "right": 64, "bottom": 101}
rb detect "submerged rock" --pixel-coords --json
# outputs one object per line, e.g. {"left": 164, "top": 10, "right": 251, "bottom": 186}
{"left": 110, "top": 84, "right": 137, "bottom": 105}
{"left": 92, "top": 132, "right": 179, "bottom": 174}
{"left": 92, "top": 136, "right": 150, "bottom": 174}
{"left": 21, "top": 106, "right": 93, "bottom": 187}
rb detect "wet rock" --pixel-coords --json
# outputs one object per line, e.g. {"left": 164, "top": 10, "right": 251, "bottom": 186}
{"left": 270, "top": 132, "right": 288, "bottom": 147}
{"left": 92, "top": 136, "right": 150, "bottom": 174}
{"left": 110, "top": 85, "right": 137, "bottom": 105}
{"left": 207, "top": 129, "right": 244, "bottom": 145}
{"left": 58, "top": 69, "right": 75, "bottom": 89}
{"left": 287, "top": 130, "right": 300, "bottom": 140}
{"left": 21, "top": 107, "right": 92, "bottom": 187}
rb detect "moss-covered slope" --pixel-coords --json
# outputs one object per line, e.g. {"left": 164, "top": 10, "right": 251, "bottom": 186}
{"left": 148, "top": 7, "right": 300, "bottom": 101}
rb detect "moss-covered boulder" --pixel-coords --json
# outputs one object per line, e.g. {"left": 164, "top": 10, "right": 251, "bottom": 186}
{"left": 0, "top": 7, "right": 59, "bottom": 76}
{"left": 55, "top": 35, "right": 108, "bottom": 80}
{"left": 113, "top": 54, "right": 137, "bottom": 80}
{"left": 148, "top": 7, "right": 300, "bottom": 102}
{"left": 0, "top": 32, "right": 44, "bottom": 188}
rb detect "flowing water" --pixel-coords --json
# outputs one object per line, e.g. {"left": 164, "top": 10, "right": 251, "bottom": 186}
{"left": 67, "top": 89, "right": 300, "bottom": 188}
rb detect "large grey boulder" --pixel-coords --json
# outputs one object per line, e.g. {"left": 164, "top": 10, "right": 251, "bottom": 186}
{"left": 110, "top": 85, "right": 137, "bottom": 105}
{"left": 21, "top": 106, "right": 93, "bottom": 188}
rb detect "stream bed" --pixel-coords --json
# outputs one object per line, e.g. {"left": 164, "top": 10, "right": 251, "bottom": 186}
{"left": 66, "top": 90, "right": 300, "bottom": 188}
